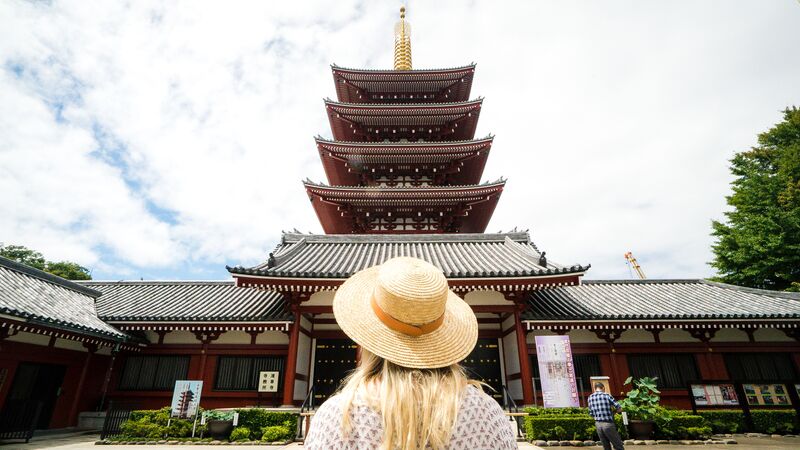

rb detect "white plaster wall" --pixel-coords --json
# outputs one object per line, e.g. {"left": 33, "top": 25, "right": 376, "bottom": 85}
{"left": 6, "top": 331, "right": 50, "bottom": 346}
{"left": 312, "top": 323, "right": 341, "bottom": 330}
{"left": 255, "top": 331, "right": 289, "bottom": 345}
{"left": 143, "top": 330, "right": 160, "bottom": 343}
{"left": 712, "top": 328, "right": 749, "bottom": 343}
{"left": 501, "top": 316, "right": 520, "bottom": 377}
{"left": 659, "top": 328, "right": 700, "bottom": 343}
{"left": 479, "top": 323, "right": 500, "bottom": 330}
{"left": 617, "top": 329, "right": 655, "bottom": 343}
{"left": 754, "top": 328, "right": 793, "bottom": 342}
{"left": 526, "top": 329, "right": 556, "bottom": 344}
{"left": 96, "top": 345, "right": 113, "bottom": 355}
{"left": 294, "top": 379, "right": 308, "bottom": 402}
{"left": 162, "top": 330, "right": 199, "bottom": 344}
{"left": 300, "top": 315, "right": 312, "bottom": 330}
{"left": 214, "top": 331, "right": 251, "bottom": 344}
{"left": 54, "top": 338, "right": 87, "bottom": 352}
{"left": 568, "top": 329, "right": 605, "bottom": 344}
{"left": 296, "top": 333, "right": 311, "bottom": 377}
{"left": 464, "top": 290, "right": 511, "bottom": 306}
{"left": 507, "top": 378, "right": 523, "bottom": 401}
{"left": 305, "top": 290, "right": 335, "bottom": 306}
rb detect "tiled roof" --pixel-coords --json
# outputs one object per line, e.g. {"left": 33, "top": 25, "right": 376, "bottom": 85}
{"left": 83, "top": 280, "right": 291, "bottom": 322}
{"left": 0, "top": 256, "right": 127, "bottom": 340}
{"left": 228, "top": 232, "right": 589, "bottom": 279}
{"left": 523, "top": 279, "right": 800, "bottom": 321}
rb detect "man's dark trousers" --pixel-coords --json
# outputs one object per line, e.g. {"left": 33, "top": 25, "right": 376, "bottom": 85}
{"left": 596, "top": 421, "right": 624, "bottom": 450}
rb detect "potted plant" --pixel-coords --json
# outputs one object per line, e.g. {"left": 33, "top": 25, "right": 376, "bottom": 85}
{"left": 204, "top": 410, "right": 235, "bottom": 439}
{"left": 619, "top": 376, "right": 661, "bottom": 439}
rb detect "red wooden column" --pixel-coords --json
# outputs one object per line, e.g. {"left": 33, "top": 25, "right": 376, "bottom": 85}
{"left": 193, "top": 331, "right": 222, "bottom": 380}
{"left": 68, "top": 343, "right": 97, "bottom": 425}
{"left": 282, "top": 306, "right": 302, "bottom": 406}
{"left": 513, "top": 307, "right": 534, "bottom": 405}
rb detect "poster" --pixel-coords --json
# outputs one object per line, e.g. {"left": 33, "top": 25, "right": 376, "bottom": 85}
{"left": 742, "top": 384, "right": 791, "bottom": 406}
{"left": 170, "top": 380, "right": 203, "bottom": 419}
{"left": 535, "top": 335, "right": 579, "bottom": 408}
{"left": 691, "top": 384, "right": 739, "bottom": 406}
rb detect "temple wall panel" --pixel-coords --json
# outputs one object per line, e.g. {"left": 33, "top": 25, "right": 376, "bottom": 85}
{"left": 214, "top": 330, "right": 251, "bottom": 344}
{"left": 711, "top": 328, "right": 749, "bottom": 342}
{"left": 567, "top": 329, "right": 605, "bottom": 344}
{"left": 526, "top": 329, "right": 556, "bottom": 344}
{"left": 294, "top": 379, "right": 308, "bottom": 402}
{"left": 256, "top": 331, "right": 289, "bottom": 345}
{"left": 313, "top": 324, "right": 341, "bottom": 331}
{"left": 616, "top": 329, "right": 655, "bottom": 343}
{"left": 754, "top": 328, "right": 793, "bottom": 342}
{"left": 162, "top": 330, "right": 199, "bottom": 344}
{"left": 143, "top": 330, "right": 160, "bottom": 343}
{"left": 306, "top": 290, "right": 335, "bottom": 306}
{"left": 6, "top": 331, "right": 51, "bottom": 346}
{"left": 296, "top": 333, "right": 312, "bottom": 378}
{"left": 54, "top": 338, "right": 89, "bottom": 352}
{"left": 659, "top": 328, "right": 700, "bottom": 343}
{"left": 464, "top": 290, "right": 510, "bottom": 305}
{"left": 501, "top": 316, "right": 520, "bottom": 377}
{"left": 506, "top": 378, "right": 522, "bottom": 401}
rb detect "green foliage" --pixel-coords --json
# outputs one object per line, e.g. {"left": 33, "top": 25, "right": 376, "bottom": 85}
{"left": 524, "top": 416, "right": 596, "bottom": 441}
{"left": 711, "top": 106, "right": 800, "bottom": 291}
{"left": 658, "top": 414, "right": 708, "bottom": 439}
{"left": 260, "top": 425, "right": 293, "bottom": 442}
{"left": 619, "top": 376, "right": 661, "bottom": 421}
{"left": 751, "top": 410, "right": 797, "bottom": 434}
{"left": 120, "top": 407, "right": 203, "bottom": 439}
{"left": 234, "top": 409, "right": 296, "bottom": 440}
{"left": 0, "top": 244, "right": 92, "bottom": 280}
{"left": 696, "top": 410, "right": 746, "bottom": 434}
{"left": 229, "top": 426, "right": 251, "bottom": 441}
{"left": 204, "top": 410, "right": 235, "bottom": 421}
{"left": 524, "top": 406, "right": 589, "bottom": 416}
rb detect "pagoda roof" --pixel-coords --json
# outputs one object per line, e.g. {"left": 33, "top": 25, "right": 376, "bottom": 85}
{"left": 303, "top": 180, "right": 505, "bottom": 234}
{"left": 227, "top": 232, "right": 589, "bottom": 293}
{"left": 331, "top": 64, "right": 475, "bottom": 103}
{"left": 522, "top": 279, "right": 800, "bottom": 330}
{"left": 315, "top": 136, "right": 493, "bottom": 186}
{"left": 325, "top": 99, "right": 482, "bottom": 142}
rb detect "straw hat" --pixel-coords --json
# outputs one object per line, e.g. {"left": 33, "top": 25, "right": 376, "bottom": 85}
{"left": 333, "top": 256, "right": 478, "bottom": 369}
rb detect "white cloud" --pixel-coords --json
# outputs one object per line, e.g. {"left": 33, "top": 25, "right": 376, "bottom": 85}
{"left": 1, "top": 0, "right": 799, "bottom": 279}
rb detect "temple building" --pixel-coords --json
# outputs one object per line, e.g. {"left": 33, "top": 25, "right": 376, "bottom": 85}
{"left": 1, "top": 7, "right": 799, "bottom": 434}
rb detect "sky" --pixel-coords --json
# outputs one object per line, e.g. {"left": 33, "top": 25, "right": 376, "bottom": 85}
{"left": 1, "top": 0, "right": 799, "bottom": 281}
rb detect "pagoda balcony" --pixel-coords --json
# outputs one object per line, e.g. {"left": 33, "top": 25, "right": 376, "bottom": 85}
{"left": 331, "top": 64, "right": 475, "bottom": 104}
{"left": 315, "top": 136, "right": 493, "bottom": 186}
{"left": 303, "top": 180, "right": 505, "bottom": 234}
{"left": 325, "top": 99, "right": 482, "bottom": 142}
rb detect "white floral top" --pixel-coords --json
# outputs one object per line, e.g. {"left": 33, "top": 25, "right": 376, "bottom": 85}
{"left": 304, "top": 386, "right": 517, "bottom": 450}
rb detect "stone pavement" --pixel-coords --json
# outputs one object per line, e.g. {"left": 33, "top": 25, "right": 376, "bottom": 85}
{"left": 2, "top": 434, "right": 799, "bottom": 449}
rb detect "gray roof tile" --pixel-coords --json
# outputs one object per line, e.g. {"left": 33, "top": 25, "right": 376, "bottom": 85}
{"left": 524, "top": 279, "right": 800, "bottom": 321}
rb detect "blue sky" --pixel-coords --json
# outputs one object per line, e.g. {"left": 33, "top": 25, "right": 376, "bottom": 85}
{"left": 1, "top": 0, "right": 799, "bottom": 281}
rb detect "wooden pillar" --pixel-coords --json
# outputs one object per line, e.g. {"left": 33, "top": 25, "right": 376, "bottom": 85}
{"left": 193, "top": 331, "right": 221, "bottom": 380}
{"left": 513, "top": 308, "right": 534, "bottom": 405}
{"left": 282, "top": 308, "right": 302, "bottom": 406}
{"left": 68, "top": 343, "right": 97, "bottom": 425}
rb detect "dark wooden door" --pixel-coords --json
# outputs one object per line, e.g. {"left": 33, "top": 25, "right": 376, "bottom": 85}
{"left": 312, "top": 339, "right": 357, "bottom": 405}
{"left": 3, "top": 362, "right": 67, "bottom": 429}
{"left": 461, "top": 338, "right": 503, "bottom": 404}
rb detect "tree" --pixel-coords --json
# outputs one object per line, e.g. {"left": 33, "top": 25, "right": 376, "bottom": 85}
{"left": 45, "top": 261, "right": 92, "bottom": 281}
{"left": 0, "top": 244, "right": 92, "bottom": 280}
{"left": 711, "top": 107, "right": 800, "bottom": 291}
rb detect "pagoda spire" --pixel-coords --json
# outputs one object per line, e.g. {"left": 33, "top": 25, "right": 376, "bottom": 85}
{"left": 393, "top": 6, "right": 412, "bottom": 70}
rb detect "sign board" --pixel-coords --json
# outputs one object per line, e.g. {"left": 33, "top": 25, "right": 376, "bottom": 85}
{"left": 258, "top": 371, "right": 280, "bottom": 393}
{"left": 742, "top": 384, "right": 791, "bottom": 406}
{"left": 691, "top": 384, "right": 739, "bottom": 406}
{"left": 590, "top": 376, "right": 611, "bottom": 393}
{"left": 535, "top": 335, "right": 579, "bottom": 408}
{"left": 170, "top": 380, "right": 203, "bottom": 419}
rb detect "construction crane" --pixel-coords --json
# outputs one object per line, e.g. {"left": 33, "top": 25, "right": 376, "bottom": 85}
{"left": 624, "top": 252, "right": 646, "bottom": 279}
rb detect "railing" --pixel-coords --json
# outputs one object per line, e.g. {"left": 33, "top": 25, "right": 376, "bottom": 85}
{"left": 100, "top": 400, "right": 140, "bottom": 440}
{"left": 0, "top": 400, "right": 42, "bottom": 443}
{"left": 296, "top": 384, "right": 316, "bottom": 440}
{"left": 502, "top": 385, "right": 525, "bottom": 439}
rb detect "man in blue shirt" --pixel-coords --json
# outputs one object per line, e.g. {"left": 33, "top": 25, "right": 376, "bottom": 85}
{"left": 588, "top": 382, "right": 625, "bottom": 450}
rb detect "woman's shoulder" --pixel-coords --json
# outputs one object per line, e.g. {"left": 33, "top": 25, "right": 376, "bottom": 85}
{"left": 462, "top": 385, "right": 504, "bottom": 411}
{"left": 448, "top": 385, "right": 517, "bottom": 449}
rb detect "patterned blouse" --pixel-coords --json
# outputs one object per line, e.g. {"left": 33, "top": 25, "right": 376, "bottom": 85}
{"left": 304, "top": 386, "right": 517, "bottom": 450}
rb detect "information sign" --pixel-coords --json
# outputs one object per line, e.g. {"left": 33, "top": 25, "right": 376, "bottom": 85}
{"left": 691, "top": 384, "right": 739, "bottom": 406}
{"left": 258, "top": 371, "right": 280, "bottom": 393}
{"left": 170, "top": 380, "right": 203, "bottom": 419}
{"left": 535, "top": 335, "right": 579, "bottom": 407}
{"left": 742, "top": 384, "right": 791, "bottom": 406}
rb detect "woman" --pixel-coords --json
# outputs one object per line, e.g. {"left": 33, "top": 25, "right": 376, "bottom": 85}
{"left": 305, "top": 257, "right": 517, "bottom": 450}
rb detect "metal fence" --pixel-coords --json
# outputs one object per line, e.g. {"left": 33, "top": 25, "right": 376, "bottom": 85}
{"left": 0, "top": 400, "right": 43, "bottom": 443}
{"left": 100, "top": 401, "right": 140, "bottom": 440}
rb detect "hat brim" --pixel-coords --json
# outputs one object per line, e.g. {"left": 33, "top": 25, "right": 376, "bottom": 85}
{"left": 333, "top": 266, "right": 478, "bottom": 369}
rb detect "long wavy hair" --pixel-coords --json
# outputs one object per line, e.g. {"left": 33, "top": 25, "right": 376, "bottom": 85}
{"left": 337, "top": 349, "right": 480, "bottom": 450}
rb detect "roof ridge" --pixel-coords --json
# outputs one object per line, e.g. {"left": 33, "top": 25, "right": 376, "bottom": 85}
{"left": 314, "top": 135, "right": 493, "bottom": 146}
{"left": 331, "top": 63, "right": 476, "bottom": 73}
{"left": 582, "top": 279, "right": 703, "bottom": 285}
{"left": 699, "top": 279, "right": 800, "bottom": 300}
{"left": 302, "top": 179, "right": 505, "bottom": 190}
{"left": 80, "top": 280, "right": 235, "bottom": 285}
{"left": 324, "top": 98, "right": 483, "bottom": 108}
{"left": 0, "top": 255, "right": 101, "bottom": 298}
{"left": 279, "top": 232, "right": 532, "bottom": 244}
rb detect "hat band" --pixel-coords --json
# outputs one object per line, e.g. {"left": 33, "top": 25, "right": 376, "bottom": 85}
{"left": 370, "top": 297, "right": 444, "bottom": 337}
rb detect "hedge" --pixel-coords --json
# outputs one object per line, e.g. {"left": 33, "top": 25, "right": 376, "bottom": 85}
{"left": 750, "top": 410, "right": 797, "bottom": 435}
{"left": 524, "top": 416, "right": 596, "bottom": 441}
{"left": 234, "top": 409, "right": 297, "bottom": 440}
{"left": 120, "top": 407, "right": 205, "bottom": 439}
{"left": 696, "top": 410, "right": 748, "bottom": 434}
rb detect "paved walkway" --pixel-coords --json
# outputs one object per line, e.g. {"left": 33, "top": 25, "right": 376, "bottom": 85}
{"left": 3, "top": 434, "right": 799, "bottom": 449}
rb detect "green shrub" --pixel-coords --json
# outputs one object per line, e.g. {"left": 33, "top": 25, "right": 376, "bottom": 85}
{"left": 524, "top": 416, "right": 596, "bottom": 441}
{"left": 260, "top": 425, "right": 292, "bottom": 442}
{"left": 120, "top": 406, "right": 201, "bottom": 439}
{"left": 696, "top": 410, "right": 746, "bottom": 434}
{"left": 229, "top": 426, "right": 251, "bottom": 441}
{"left": 751, "top": 410, "right": 797, "bottom": 434}
{"left": 655, "top": 414, "right": 707, "bottom": 439}
{"left": 685, "top": 426, "right": 712, "bottom": 439}
{"left": 524, "top": 406, "right": 589, "bottom": 416}
{"left": 235, "top": 409, "right": 297, "bottom": 440}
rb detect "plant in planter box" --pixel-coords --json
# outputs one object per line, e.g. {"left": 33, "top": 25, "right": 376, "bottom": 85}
{"left": 619, "top": 376, "right": 664, "bottom": 439}
{"left": 204, "top": 410, "right": 236, "bottom": 440}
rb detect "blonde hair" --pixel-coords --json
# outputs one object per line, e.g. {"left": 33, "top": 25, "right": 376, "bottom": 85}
{"left": 337, "top": 349, "right": 480, "bottom": 450}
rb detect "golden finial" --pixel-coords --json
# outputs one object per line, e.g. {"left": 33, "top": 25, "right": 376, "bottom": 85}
{"left": 394, "top": 6, "right": 412, "bottom": 71}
